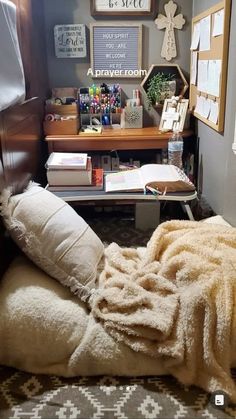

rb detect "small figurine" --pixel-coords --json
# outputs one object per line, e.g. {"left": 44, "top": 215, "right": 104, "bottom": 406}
{"left": 170, "top": 96, "right": 180, "bottom": 108}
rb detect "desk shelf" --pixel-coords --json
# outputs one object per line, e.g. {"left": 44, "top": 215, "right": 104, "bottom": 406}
{"left": 45, "top": 127, "right": 194, "bottom": 152}
{"left": 45, "top": 126, "right": 197, "bottom": 185}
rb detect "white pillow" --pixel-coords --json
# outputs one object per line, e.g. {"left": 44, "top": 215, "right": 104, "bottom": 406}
{"left": 202, "top": 215, "right": 232, "bottom": 227}
{"left": 0, "top": 184, "right": 104, "bottom": 301}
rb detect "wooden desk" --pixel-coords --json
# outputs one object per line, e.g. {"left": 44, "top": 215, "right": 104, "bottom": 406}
{"left": 45, "top": 127, "right": 194, "bottom": 153}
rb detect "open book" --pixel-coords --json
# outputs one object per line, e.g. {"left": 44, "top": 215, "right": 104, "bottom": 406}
{"left": 105, "top": 164, "right": 195, "bottom": 194}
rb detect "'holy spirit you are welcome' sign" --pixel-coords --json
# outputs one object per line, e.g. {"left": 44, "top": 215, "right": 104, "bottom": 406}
{"left": 90, "top": 24, "right": 142, "bottom": 78}
{"left": 54, "top": 24, "right": 87, "bottom": 58}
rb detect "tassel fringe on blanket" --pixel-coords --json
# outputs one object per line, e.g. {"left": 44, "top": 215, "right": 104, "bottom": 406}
{"left": 90, "top": 220, "right": 236, "bottom": 402}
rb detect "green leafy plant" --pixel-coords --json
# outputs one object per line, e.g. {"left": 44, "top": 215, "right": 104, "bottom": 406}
{"left": 146, "top": 73, "right": 174, "bottom": 109}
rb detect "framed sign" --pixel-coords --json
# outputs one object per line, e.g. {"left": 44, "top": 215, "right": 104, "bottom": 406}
{"left": 90, "top": 24, "right": 143, "bottom": 78}
{"left": 90, "top": 0, "right": 155, "bottom": 16}
{"left": 160, "top": 98, "right": 189, "bottom": 132}
{"left": 54, "top": 24, "right": 87, "bottom": 58}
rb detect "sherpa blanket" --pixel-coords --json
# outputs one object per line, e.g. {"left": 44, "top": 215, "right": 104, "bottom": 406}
{"left": 90, "top": 220, "right": 236, "bottom": 401}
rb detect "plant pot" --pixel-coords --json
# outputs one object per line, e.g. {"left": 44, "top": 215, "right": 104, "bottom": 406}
{"left": 154, "top": 81, "right": 177, "bottom": 110}
{"left": 160, "top": 80, "right": 176, "bottom": 102}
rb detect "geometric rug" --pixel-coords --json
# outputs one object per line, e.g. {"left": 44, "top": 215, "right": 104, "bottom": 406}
{"left": 1, "top": 367, "right": 236, "bottom": 419}
{"left": 0, "top": 212, "right": 235, "bottom": 419}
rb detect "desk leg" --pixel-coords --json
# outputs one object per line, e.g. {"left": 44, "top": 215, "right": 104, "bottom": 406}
{"left": 135, "top": 202, "right": 160, "bottom": 230}
{"left": 47, "top": 141, "right": 54, "bottom": 154}
{"left": 181, "top": 202, "right": 195, "bottom": 221}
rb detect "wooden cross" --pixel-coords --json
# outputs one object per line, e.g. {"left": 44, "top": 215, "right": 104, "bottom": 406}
{"left": 155, "top": 0, "right": 185, "bottom": 62}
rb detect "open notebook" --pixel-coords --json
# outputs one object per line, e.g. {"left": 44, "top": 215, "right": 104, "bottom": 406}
{"left": 105, "top": 164, "right": 195, "bottom": 194}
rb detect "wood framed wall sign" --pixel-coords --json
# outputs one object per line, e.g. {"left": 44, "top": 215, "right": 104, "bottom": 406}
{"left": 90, "top": 0, "right": 155, "bottom": 16}
{"left": 54, "top": 24, "right": 87, "bottom": 58}
{"left": 90, "top": 24, "right": 143, "bottom": 78}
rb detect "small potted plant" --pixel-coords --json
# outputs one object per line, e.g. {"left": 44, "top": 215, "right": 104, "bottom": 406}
{"left": 146, "top": 73, "right": 176, "bottom": 109}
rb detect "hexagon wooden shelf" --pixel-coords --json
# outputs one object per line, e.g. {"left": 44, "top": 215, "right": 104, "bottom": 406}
{"left": 141, "top": 64, "right": 189, "bottom": 107}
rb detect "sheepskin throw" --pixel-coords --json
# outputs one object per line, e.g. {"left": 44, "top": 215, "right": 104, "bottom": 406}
{"left": 91, "top": 220, "right": 236, "bottom": 401}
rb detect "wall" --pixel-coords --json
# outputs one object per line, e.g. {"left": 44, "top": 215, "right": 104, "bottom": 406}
{"left": 43, "top": 0, "right": 193, "bottom": 126}
{"left": 193, "top": 0, "right": 236, "bottom": 225}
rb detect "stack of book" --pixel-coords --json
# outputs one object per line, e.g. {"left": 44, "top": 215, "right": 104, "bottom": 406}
{"left": 46, "top": 152, "right": 103, "bottom": 191}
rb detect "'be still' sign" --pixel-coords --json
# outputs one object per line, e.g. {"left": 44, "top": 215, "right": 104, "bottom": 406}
{"left": 54, "top": 24, "right": 87, "bottom": 58}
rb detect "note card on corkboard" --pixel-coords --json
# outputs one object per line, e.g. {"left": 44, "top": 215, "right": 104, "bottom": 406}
{"left": 90, "top": 24, "right": 143, "bottom": 78}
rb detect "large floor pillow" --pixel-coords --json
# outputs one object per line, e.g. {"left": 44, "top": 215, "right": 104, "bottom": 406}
{"left": 0, "top": 256, "right": 168, "bottom": 377}
{"left": 0, "top": 184, "right": 104, "bottom": 302}
{"left": 202, "top": 215, "right": 232, "bottom": 227}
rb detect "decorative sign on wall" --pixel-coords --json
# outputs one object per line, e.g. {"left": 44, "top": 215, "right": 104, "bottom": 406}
{"left": 155, "top": 1, "right": 185, "bottom": 62}
{"left": 54, "top": 24, "right": 87, "bottom": 58}
{"left": 90, "top": 24, "right": 142, "bottom": 78}
{"left": 90, "top": 0, "right": 155, "bottom": 16}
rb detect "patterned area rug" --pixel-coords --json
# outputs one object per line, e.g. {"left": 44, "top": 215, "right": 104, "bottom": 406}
{"left": 1, "top": 367, "right": 236, "bottom": 419}
{"left": 0, "top": 214, "right": 235, "bottom": 419}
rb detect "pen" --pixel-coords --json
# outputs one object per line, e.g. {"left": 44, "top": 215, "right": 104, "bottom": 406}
{"left": 146, "top": 186, "right": 161, "bottom": 196}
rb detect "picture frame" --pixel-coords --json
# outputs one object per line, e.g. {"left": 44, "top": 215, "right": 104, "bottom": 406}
{"left": 54, "top": 24, "right": 87, "bottom": 58}
{"left": 159, "top": 98, "right": 189, "bottom": 132}
{"left": 90, "top": 23, "right": 143, "bottom": 78}
{"left": 90, "top": 0, "right": 155, "bottom": 17}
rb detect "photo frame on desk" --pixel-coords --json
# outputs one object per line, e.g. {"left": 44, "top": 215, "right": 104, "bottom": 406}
{"left": 159, "top": 98, "right": 189, "bottom": 132}
{"left": 90, "top": 23, "right": 142, "bottom": 78}
{"left": 90, "top": 0, "right": 155, "bottom": 16}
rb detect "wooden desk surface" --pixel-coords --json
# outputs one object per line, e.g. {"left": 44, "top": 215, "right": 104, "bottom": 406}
{"left": 45, "top": 127, "right": 194, "bottom": 152}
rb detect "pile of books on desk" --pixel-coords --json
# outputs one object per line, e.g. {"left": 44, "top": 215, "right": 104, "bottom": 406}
{"left": 46, "top": 152, "right": 104, "bottom": 191}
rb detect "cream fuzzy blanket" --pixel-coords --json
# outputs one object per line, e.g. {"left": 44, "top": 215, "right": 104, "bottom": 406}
{"left": 91, "top": 220, "right": 236, "bottom": 401}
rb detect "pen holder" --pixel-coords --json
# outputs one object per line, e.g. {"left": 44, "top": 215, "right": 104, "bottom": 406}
{"left": 45, "top": 103, "right": 78, "bottom": 116}
{"left": 44, "top": 103, "right": 80, "bottom": 135}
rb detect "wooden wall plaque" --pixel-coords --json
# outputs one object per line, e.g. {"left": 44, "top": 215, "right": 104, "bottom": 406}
{"left": 90, "top": 0, "right": 155, "bottom": 16}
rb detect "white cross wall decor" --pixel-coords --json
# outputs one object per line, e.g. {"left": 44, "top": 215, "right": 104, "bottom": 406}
{"left": 155, "top": 1, "right": 186, "bottom": 62}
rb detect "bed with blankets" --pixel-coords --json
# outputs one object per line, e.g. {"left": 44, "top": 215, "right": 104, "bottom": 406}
{"left": 0, "top": 178, "right": 236, "bottom": 405}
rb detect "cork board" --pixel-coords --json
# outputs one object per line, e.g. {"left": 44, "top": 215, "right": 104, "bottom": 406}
{"left": 189, "top": 0, "right": 231, "bottom": 132}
